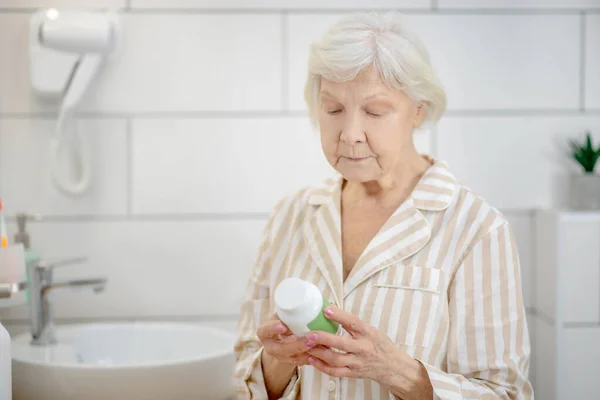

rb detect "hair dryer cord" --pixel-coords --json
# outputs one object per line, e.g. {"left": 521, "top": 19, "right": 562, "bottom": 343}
{"left": 49, "top": 110, "right": 92, "bottom": 196}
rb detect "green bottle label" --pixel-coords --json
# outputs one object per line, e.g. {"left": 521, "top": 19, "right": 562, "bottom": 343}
{"left": 306, "top": 297, "right": 339, "bottom": 334}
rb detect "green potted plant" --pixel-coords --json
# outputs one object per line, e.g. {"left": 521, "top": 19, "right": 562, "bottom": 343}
{"left": 568, "top": 130, "right": 600, "bottom": 210}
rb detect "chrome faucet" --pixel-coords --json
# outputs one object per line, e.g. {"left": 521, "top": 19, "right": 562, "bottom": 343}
{"left": 0, "top": 213, "right": 107, "bottom": 346}
{"left": 27, "top": 257, "right": 107, "bottom": 346}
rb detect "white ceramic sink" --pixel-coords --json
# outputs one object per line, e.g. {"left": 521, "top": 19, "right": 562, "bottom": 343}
{"left": 11, "top": 322, "right": 236, "bottom": 400}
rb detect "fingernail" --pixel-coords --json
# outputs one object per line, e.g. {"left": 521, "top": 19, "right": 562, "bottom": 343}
{"left": 276, "top": 324, "right": 286, "bottom": 333}
{"left": 307, "top": 332, "right": 318, "bottom": 341}
{"left": 324, "top": 307, "right": 334, "bottom": 317}
{"left": 308, "top": 356, "right": 316, "bottom": 364}
{"left": 306, "top": 341, "right": 315, "bottom": 348}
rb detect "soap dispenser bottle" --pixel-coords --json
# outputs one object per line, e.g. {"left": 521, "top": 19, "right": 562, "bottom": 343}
{"left": 14, "top": 214, "right": 41, "bottom": 304}
{"left": 14, "top": 213, "right": 41, "bottom": 267}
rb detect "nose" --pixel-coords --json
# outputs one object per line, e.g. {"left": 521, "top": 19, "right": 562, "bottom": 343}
{"left": 339, "top": 112, "right": 366, "bottom": 145}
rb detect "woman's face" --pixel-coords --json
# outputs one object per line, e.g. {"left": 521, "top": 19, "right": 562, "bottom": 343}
{"left": 318, "top": 69, "right": 425, "bottom": 183}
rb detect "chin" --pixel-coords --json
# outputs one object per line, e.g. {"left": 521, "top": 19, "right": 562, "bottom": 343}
{"left": 338, "top": 167, "right": 379, "bottom": 183}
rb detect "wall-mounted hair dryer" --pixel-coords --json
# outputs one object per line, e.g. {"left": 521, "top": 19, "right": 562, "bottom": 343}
{"left": 30, "top": 9, "right": 119, "bottom": 196}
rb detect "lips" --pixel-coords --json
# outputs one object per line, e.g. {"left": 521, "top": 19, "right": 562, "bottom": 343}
{"left": 344, "top": 156, "right": 369, "bottom": 161}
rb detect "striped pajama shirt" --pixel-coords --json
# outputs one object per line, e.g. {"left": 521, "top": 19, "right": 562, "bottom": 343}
{"left": 234, "top": 156, "right": 533, "bottom": 400}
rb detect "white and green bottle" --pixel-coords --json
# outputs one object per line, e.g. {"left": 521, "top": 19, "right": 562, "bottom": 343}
{"left": 274, "top": 277, "right": 339, "bottom": 337}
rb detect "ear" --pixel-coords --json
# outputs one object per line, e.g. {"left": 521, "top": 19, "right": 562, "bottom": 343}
{"left": 413, "top": 103, "right": 427, "bottom": 128}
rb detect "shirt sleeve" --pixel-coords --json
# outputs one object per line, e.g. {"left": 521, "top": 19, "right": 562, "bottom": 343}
{"left": 415, "top": 222, "right": 534, "bottom": 400}
{"left": 233, "top": 197, "right": 301, "bottom": 399}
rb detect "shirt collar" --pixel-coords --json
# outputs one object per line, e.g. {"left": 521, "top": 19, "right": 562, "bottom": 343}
{"left": 307, "top": 155, "right": 458, "bottom": 212}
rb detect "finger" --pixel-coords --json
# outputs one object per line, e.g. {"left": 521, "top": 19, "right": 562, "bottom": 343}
{"left": 257, "top": 319, "right": 288, "bottom": 339}
{"left": 270, "top": 315, "right": 293, "bottom": 336}
{"left": 307, "top": 346, "right": 358, "bottom": 368}
{"left": 279, "top": 333, "right": 298, "bottom": 343}
{"left": 324, "top": 306, "right": 368, "bottom": 336}
{"left": 268, "top": 336, "right": 312, "bottom": 357}
{"left": 290, "top": 346, "right": 327, "bottom": 366}
{"left": 308, "top": 356, "right": 354, "bottom": 378}
{"left": 306, "top": 331, "right": 361, "bottom": 353}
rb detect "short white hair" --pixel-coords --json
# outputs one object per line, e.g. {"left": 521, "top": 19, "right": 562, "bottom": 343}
{"left": 304, "top": 11, "right": 447, "bottom": 129}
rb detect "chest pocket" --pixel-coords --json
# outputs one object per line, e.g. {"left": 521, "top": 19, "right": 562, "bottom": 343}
{"left": 366, "top": 266, "right": 446, "bottom": 348}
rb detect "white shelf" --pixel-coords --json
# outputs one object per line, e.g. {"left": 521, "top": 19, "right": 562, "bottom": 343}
{"left": 534, "top": 212, "right": 600, "bottom": 400}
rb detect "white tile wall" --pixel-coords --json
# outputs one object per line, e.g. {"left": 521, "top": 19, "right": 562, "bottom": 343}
{"left": 438, "top": 0, "right": 600, "bottom": 8}
{"left": 437, "top": 116, "right": 600, "bottom": 210}
{"left": 585, "top": 15, "right": 600, "bottom": 109}
{"left": 0, "top": 14, "right": 54, "bottom": 114}
{"left": 0, "top": 13, "right": 283, "bottom": 113}
{"left": 0, "top": 0, "right": 124, "bottom": 8}
{"left": 132, "top": 0, "right": 430, "bottom": 9}
{"left": 131, "top": 118, "right": 431, "bottom": 214}
{"left": 131, "top": 117, "right": 335, "bottom": 214}
{"left": 0, "top": 118, "right": 128, "bottom": 216}
{"left": 83, "top": 14, "right": 283, "bottom": 113}
{"left": 414, "top": 14, "right": 580, "bottom": 110}
{"left": 1, "top": 219, "right": 265, "bottom": 320}
{"left": 287, "top": 14, "right": 580, "bottom": 111}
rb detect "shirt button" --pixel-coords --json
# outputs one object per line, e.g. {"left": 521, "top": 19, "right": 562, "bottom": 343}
{"left": 327, "top": 380, "right": 336, "bottom": 392}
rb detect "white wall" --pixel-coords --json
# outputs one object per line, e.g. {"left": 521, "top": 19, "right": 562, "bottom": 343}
{"left": 1, "top": 0, "right": 599, "bottom": 390}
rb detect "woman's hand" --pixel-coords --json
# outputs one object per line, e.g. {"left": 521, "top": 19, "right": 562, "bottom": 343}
{"left": 258, "top": 314, "right": 329, "bottom": 399}
{"left": 305, "top": 306, "right": 433, "bottom": 398}
{"left": 257, "top": 313, "right": 323, "bottom": 367}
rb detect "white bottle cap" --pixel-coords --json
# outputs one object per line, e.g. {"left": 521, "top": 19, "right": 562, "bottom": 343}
{"left": 274, "top": 277, "right": 311, "bottom": 314}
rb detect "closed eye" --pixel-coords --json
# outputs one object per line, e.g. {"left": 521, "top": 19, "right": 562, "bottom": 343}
{"left": 328, "top": 109, "right": 343, "bottom": 115}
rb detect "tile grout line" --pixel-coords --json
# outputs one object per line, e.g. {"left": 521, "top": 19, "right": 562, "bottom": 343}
{"left": 63, "top": 8, "right": 600, "bottom": 15}
{"left": 281, "top": 11, "right": 289, "bottom": 112}
{"left": 126, "top": 118, "right": 133, "bottom": 217}
{"left": 4, "top": 213, "right": 271, "bottom": 223}
{"left": 580, "top": 11, "right": 587, "bottom": 112}
{"left": 1, "top": 7, "right": 599, "bottom": 15}
{"left": 0, "top": 111, "right": 309, "bottom": 119}
{"left": 2, "top": 109, "right": 600, "bottom": 120}
{"left": 2, "top": 209, "right": 533, "bottom": 223}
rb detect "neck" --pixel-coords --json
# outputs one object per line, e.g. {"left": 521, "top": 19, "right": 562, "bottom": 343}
{"left": 343, "top": 153, "right": 432, "bottom": 208}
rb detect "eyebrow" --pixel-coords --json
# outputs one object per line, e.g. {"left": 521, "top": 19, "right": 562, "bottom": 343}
{"left": 319, "top": 90, "right": 392, "bottom": 102}
{"left": 364, "top": 92, "right": 392, "bottom": 102}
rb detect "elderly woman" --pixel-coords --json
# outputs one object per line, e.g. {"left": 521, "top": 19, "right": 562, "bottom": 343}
{"left": 234, "top": 11, "right": 533, "bottom": 400}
